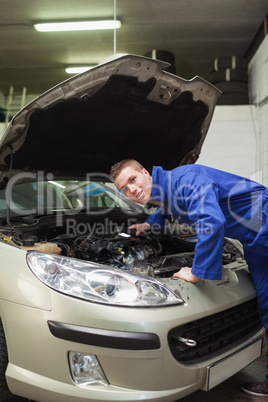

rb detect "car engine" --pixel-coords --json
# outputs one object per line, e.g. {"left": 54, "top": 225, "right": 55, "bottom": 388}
{"left": 1, "top": 215, "right": 245, "bottom": 279}
{"left": 50, "top": 229, "right": 196, "bottom": 278}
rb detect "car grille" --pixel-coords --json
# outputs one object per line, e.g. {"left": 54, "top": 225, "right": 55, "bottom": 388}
{"left": 168, "top": 298, "right": 263, "bottom": 364}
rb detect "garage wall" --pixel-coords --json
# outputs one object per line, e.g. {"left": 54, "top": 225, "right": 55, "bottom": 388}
{"left": 198, "top": 105, "right": 257, "bottom": 180}
{"left": 199, "top": 35, "right": 268, "bottom": 185}
{"left": 248, "top": 35, "right": 268, "bottom": 185}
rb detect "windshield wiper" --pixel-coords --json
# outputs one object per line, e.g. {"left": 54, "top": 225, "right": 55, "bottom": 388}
{"left": 7, "top": 214, "right": 38, "bottom": 224}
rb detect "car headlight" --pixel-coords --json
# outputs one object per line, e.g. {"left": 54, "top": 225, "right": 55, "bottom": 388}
{"left": 26, "top": 251, "right": 183, "bottom": 307}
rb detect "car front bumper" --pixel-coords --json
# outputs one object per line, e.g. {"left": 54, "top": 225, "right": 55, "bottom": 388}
{"left": 1, "top": 265, "right": 265, "bottom": 402}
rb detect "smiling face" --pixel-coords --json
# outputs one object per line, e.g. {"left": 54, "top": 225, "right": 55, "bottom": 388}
{"left": 115, "top": 165, "right": 153, "bottom": 204}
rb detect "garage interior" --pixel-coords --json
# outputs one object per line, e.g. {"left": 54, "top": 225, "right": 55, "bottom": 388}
{"left": 0, "top": 0, "right": 267, "bottom": 186}
{"left": 0, "top": 1, "right": 268, "bottom": 401}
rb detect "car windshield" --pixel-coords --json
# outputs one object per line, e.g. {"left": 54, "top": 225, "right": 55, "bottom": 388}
{"left": 0, "top": 177, "right": 143, "bottom": 217}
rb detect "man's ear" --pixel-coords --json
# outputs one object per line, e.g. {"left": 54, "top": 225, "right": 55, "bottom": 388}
{"left": 143, "top": 168, "right": 149, "bottom": 176}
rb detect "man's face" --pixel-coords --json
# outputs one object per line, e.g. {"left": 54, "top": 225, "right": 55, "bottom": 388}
{"left": 115, "top": 166, "right": 152, "bottom": 204}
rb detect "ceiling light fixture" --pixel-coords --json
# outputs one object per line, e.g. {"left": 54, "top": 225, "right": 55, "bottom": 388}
{"left": 34, "top": 20, "right": 121, "bottom": 32}
{"left": 65, "top": 66, "right": 95, "bottom": 74}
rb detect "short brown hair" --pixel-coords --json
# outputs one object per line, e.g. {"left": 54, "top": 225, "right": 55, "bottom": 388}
{"left": 110, "top": 159, "right": 144, "bottom": 179}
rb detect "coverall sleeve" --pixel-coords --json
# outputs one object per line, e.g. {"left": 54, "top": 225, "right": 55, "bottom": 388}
{"left": 176, "top": 175, "right": 226, "bottom": 280}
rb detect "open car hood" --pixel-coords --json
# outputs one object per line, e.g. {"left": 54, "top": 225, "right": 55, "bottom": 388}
{"left": 0, "top": 54, "right": 221, "bottom": 178}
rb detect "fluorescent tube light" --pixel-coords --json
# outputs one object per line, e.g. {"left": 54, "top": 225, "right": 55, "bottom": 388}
{"left": 34, "top": 20, "right": 121, "bottom": 32}
{"left": 65, "top": 66, "right": 95, "bottom": 74}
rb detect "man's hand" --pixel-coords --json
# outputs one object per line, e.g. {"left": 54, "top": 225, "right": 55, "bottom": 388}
{"left": 173, "top": 267, "right": 201, "bottom": 283}
{"left": 129, "top": 222, "right": 151, "bottom": 236}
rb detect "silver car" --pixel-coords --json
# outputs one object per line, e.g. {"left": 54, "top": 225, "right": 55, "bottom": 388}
{"left": 0, "top": 55, "right": 264, "bottom": 402}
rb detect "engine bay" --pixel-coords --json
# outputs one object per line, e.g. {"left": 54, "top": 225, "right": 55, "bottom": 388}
{"left": 50, "top": 229, "right": 196, "bottom": 278}
{"left": 0, "top": 213, "right": 245, "bottom": 279}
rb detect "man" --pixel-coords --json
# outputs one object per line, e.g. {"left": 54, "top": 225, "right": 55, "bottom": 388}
{"left": 110, "top": 158, "right": 268, "bottom": 397}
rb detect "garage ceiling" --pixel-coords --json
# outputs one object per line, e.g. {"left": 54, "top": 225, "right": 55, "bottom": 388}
{"left": 0, "top": 0, "right": 267, "bottom": 95}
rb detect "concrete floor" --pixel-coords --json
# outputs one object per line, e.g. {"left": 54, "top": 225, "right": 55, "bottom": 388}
{"left": 8, "top": 351, "right": 267, "bottom": 402}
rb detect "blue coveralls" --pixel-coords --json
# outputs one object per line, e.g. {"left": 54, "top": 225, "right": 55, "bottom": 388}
{"left": 146, "top": 165, "right": 268, "bottom": 382}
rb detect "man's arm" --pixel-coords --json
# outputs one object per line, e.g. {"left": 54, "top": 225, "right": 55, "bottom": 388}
{"left": 174, "top": 174, "right": 226, "bottom": 281}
